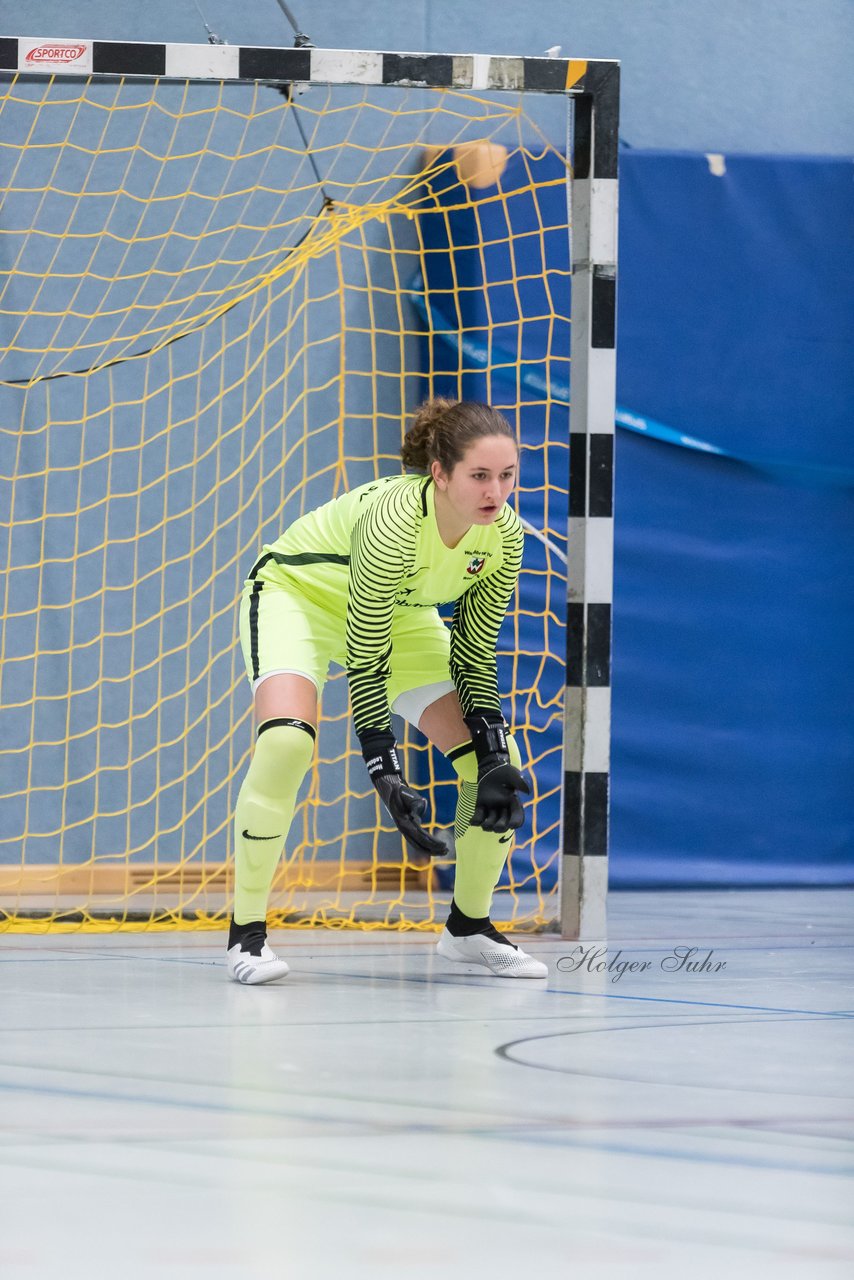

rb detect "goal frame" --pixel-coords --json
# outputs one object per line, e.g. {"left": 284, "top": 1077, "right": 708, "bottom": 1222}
{"left": 0, "top": 37, "right": 619, "bottom": 940}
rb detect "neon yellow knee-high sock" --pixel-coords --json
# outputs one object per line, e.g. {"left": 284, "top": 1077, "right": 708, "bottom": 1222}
{"left": 448, "top": 734, "right": 523, "bottom": 919}
{"left": 233, "top": 720, "right": 314, "bottom": 925}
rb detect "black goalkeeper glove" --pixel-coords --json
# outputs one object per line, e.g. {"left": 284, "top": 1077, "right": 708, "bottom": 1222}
{"left": 360, "top": 730, "right": 446, "bottom": 858}
{"left": 464, "top": 711, "right": 530, "bottom": 835}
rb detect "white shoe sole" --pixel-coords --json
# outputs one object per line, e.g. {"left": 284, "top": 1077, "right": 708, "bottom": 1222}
{"left": 227, "top": 944, "right": 289, "bottom": 985}
{"left": 436, "top": 929, "right": 548, "bottom": 979}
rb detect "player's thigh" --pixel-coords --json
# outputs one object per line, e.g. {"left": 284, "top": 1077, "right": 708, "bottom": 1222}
{"left": 417, "top": 688, "right": 470, "bottom": 755}
{"left": 253, "top": 673, "right": 318, "bottom": 727}
{"left": 387, "top": 612, "right": 466, "bottom": 751}
{"left": 419, "top": 692, "right": 523, "bottom": 773}
{"left": 238, "top": 582, "right": 338, "bottom": 728}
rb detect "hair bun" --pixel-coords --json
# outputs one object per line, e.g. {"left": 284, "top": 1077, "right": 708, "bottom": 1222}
{"left": 410, "top": 396, "right": 457, "bottom": 435}
{"left": 400, "top": 397, "right": 515, "bottom": 473}
{"left": 400, "top": 397, "right": 458, "bottom": 469}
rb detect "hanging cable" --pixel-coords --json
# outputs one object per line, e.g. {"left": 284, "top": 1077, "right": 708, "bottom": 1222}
{"left": 191, "top": 0, "right": 226, "bottom": 45}
{"left": 4, "top": 3, "right": 334, "bottom": 386}
{"left": 268, "top": 1, "right": 332, "bottom": 205}
{"left": 272, "top": 0, "right": 313, "bottom": 46}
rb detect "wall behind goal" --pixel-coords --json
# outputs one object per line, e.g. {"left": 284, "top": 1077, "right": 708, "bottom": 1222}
{"left": 9, "top": 0, "right": 852, "bottom": 155}
{"left": 416, "top": 147, "right": 853, "bottom": 887}
{"left": 612, "top": 150, "right": 853, "bottom": 886}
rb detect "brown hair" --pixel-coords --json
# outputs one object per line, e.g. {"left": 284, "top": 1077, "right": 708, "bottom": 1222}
{"left": 400, "top": 398, "right": 516, "bottom": 474}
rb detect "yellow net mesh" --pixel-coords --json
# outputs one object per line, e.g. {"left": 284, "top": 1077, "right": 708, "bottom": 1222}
{"left": 0, "top": 73, "right": 571, "bottom": 932}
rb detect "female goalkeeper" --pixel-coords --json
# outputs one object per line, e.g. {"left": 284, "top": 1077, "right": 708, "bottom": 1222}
{"left": 227, "top": 397, "right": 547, "bottom": 984}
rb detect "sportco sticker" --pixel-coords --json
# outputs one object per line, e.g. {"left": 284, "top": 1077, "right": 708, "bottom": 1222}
{"left": 23, "top": 41, "right": 91, "bottom": 69}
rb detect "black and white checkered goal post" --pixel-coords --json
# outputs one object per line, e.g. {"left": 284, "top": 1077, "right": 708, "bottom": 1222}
{"left": 563, "top": 67, "right": 620, "bottom": 940}
{"left": 0, "top": 38, "right": 619, "bottom": 938}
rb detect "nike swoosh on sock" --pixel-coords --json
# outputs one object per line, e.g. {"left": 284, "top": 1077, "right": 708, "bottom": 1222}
{"left": 241, "top": 829, "right": 283, "bottom": 841}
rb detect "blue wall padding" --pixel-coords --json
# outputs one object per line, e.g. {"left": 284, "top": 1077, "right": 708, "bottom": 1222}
{"left": 618, "top": 151, "right": 854, "bottom": 474}
{"left": 614, "top": 150, "right": 853, "bottom": 885}
{"left": 415, "top": 147, "right": 854, "bottom": 887}
{"left": 613, "top": 434, "right": 853, "bottom": 885}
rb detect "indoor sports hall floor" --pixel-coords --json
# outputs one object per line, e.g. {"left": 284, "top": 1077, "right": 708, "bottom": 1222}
{"left": 1, "top": 888, "right": 852, "bottom": 1280}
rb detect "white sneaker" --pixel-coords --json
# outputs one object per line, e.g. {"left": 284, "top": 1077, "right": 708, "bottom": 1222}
{"left": 226, "top": 924, "right": 289, "bottom": 985}
{"left": 436, "top": 925, "right": 548, "bottom": 979}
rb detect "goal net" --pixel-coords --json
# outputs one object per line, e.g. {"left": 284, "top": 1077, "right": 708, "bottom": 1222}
{"left": 0, "top": 42, "right": 618, "bottom": 933}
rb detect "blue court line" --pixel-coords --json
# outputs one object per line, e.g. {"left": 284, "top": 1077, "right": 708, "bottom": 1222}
{"left": 0, "top": 1075, "right": 442, "bottom": 1133}
{"left": 540, "top": 987, "right": 854, "bottom": 1019}
{"left": 5, "top": 948, "right": 850, "bottom": 1021}
{"left": 478, "top": 1126, "right": 854, "bottom": 1181}
{"left": 0, "top": 1012, "right": 650, "bottom": 1035}
{"left": 10, "top": 1140, "right": 850, "bottom": 1245}
{"left": 2, "top": 1077, "right": 852, "bottom": 1182}
{"left": 5, "top": 939, "right": 854, "bottom": 962}
{"left": 293, "top": 966, "right": 854, "bottom": 1020}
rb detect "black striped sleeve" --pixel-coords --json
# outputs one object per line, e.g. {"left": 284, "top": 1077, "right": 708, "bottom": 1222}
{"left": 346, "top": 485, "right": 419, "bottom": 737}
{"left": 449, "top": 510, "right": 524, "bottom": 715}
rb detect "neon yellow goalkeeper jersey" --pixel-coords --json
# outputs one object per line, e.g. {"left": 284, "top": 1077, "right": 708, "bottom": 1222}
{"left": 248, "top": 473, "right": 524, "bottom": 735}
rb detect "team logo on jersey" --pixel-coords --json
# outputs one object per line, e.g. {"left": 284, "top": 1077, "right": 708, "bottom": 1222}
{"left": 466, "top": 555, "right": 487, "bottom": 576}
